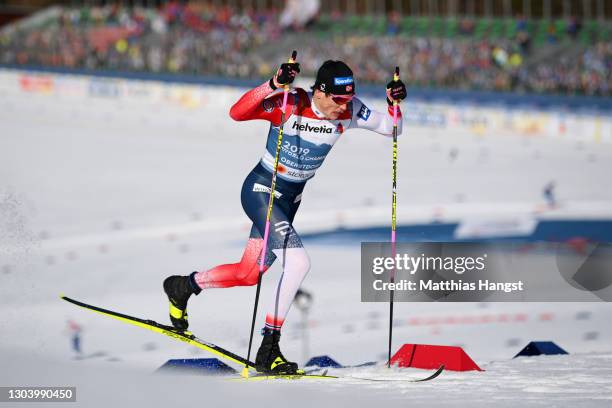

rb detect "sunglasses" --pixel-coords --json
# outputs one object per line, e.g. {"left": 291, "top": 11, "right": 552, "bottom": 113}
{"left": 330, "top": 94, "right": 354, "bottom": 105}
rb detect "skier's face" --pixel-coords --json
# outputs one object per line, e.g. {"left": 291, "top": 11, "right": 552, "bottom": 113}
{"left": 314, "top": 90, "right": 352, "bottom": 120}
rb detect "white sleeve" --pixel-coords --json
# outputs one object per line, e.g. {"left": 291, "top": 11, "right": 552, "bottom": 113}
{"left": 348, "top": 97, "right": 403, "bottom": 137}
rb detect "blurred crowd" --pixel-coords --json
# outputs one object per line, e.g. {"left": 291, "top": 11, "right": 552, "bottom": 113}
{"left": 294, "top": 35, "right": 610, "bottom": 95}
{"left": 0, "top": 3, "right": 610, "bottom": 96}
{"left": 0, "top": 3, "right": 282, "bottom": 78}
{"left": 295, "top": 35, "right": 518, "bottom": 92}
{"left": 522, "top": 42, "right": 611, "bottom": 95}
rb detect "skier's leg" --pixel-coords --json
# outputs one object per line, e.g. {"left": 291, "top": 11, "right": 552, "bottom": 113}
{"left": 257, "top": 186, "right": 309, "bottom": 333}
{"left": 163, "top": 169, "right": 275, "bottom": 330}
{"left": 263, "top": 237, "right": 310, "bottom": 331}
{"left": 191, "top": 168, "right": 281, "bottom": 289}
{"left": 255, "top": 215, "right": 309, "bottom": 374}
{"left": 164, "top": 231, "right": 272, "bottom": 329}
{"left": 193, "top": 230, "right": 276, "bottom": 289}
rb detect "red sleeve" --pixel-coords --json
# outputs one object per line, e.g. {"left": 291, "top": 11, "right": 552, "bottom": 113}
{"left": 229, "top": 81, "right": 300, "bottom": 127}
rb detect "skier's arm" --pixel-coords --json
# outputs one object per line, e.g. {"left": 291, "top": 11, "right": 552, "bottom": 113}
{"left": 229, "top": 81, "right": 286, "bottom": 126}
{"left": 229, "top": 62, "right": 301, "bottom": 126}
{"left": 349, "top": 97, "right": 403, "bottom": 136}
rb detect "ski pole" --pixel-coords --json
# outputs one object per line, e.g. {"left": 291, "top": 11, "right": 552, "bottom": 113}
{"left": 242, "top": 50, "right": 298, "bottom": 379}
{"left": 387, "top": 66, "right": 400, "bottom": 369}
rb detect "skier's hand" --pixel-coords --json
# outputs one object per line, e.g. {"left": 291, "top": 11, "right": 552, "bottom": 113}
{"left": 272, "top": 62, "right": 300, "bottom": 89}
{"left": 386, "top": 79, "right": 407, "bottom": 106}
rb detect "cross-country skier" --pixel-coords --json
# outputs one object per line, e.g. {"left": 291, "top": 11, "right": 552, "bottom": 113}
{"left": 163, "top": 58, "right": 407, "bottom": 374}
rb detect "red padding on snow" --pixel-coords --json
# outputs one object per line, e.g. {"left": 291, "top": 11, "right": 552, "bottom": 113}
{"left": 390, "top": 344, "right": 482, "bottom": 372}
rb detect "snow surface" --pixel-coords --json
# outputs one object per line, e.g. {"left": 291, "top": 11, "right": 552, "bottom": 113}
{"left": 1, "top": 350, "right": 611, "bottom": 408}
{"left": 1, "top": 84, "right": 612, "bottom": 407}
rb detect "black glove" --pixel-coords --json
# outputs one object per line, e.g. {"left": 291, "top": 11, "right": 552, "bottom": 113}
{"left": 386, "top": 79, "right": 407, "bottom": 105}
{"left": 270, "top": 62, "right": 300, "bottom": 89}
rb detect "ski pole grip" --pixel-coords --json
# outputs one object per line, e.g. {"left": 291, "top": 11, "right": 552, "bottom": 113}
{"left": 283, "top": 50, "right": 298, "bottom": 92}
{"left": 392, "top": 67, "right": 400, "bottom": 108}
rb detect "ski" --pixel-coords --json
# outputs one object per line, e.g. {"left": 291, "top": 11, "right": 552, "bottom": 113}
{"left": 232, "top": 372, "right": 337, "bottom": 381}
{"left": 235, "top": 375, "right": 337, "bottom": 381}
{"left": 232, "top": 365, "right": 443, "bottom": 382}
{"left": 61, "top": 295, "right": 257, "bottom": 370}
{"left": 61, "top": 295, "right": 443, "bottom": 383}
{"left": 346, "top": 364, "right": 445, "bottom": 383}
{"left": 304, "top": 365, "right": 444, "bottom": 383}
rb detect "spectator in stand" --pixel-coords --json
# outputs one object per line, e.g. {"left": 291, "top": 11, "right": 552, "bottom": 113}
{"left": 279, "top": 0, "right": 320, "bottom": 31}
{"left": 458, "top": 18, "right": 475, "bottom": 35}
{"left": 546, "top": 22, "right": 558, "bottom": 44}
{"left": 567, "top": 16, "right": 582, "bottom": 41}
{"left": 516, "top": 14, "right": 528, "bottom": 33}
{"left": 387, "top": 11, "right": 401, "bottom": 36}
{"left": 517, "top": 30, "right": 531, "bottom": 55}
{"left": 515, "top": 14, "right": 531, "bottom": 55}
{"left": 492, "top": 46, "right": 509, "bottom": 68}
